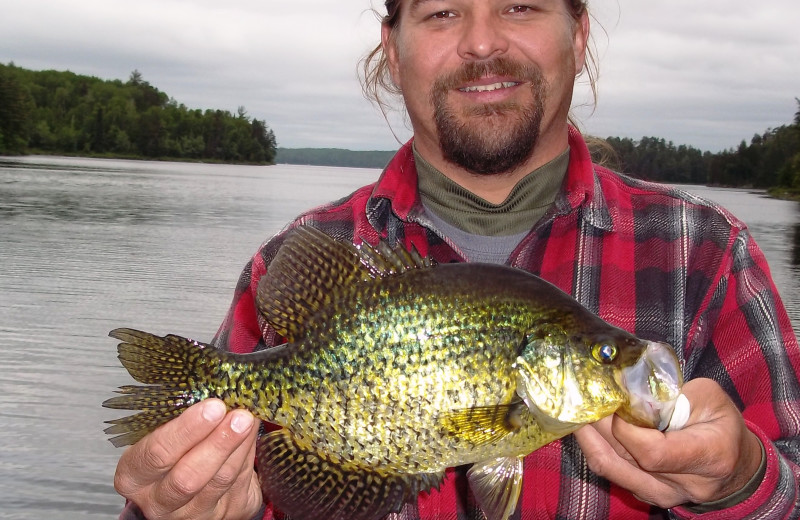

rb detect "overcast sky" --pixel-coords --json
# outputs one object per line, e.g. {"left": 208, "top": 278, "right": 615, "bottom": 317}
{"left": 1, "top": 0, "right": 798, "bottom": 152}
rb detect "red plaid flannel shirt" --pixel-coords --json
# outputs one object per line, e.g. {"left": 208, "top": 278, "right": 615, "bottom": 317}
{"left": 121, "top": 128, "right": 800, "bottom": 520}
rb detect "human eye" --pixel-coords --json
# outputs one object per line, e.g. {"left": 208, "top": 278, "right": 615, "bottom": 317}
{"left": 506, "top": 4, "right": 542, "bottom": 15}
{"left": 409, "top": 0, "right": 458, "bottom": 22}
{"left": 428, "top": 9, "right": 456, "bottom": 20}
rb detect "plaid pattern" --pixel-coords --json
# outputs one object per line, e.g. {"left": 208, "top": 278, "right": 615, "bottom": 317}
{"left": 192, "top": 128, "right": 800, "bottom": 520}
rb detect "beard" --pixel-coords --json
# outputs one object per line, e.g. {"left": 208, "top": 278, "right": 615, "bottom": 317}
{"left": 430, "top": 57, "right": 547, "bottom": 176}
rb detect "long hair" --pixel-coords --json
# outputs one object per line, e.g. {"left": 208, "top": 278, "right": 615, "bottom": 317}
{"left": 359, "top": 0, "right": 600, "bottom": 126}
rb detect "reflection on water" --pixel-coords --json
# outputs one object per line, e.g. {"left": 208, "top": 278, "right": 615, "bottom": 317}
{"left": 0, "top": 156, "right": 379, "bottom": 519}
{"left": 673, "top": 184, "right": 800, "bottom": 335}
{"left": 794, "top": 223, "right": 800, "bottom": 266}
{"left": 0, "top": 157, "right": 798, "bottom": 519}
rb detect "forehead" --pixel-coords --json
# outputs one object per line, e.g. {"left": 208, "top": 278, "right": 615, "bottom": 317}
{"left": 399, "top": 0, "right": 570, "bottom": 11}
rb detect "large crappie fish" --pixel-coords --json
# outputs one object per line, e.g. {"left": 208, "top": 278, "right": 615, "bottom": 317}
{"left": 104, "top": 225, "right": 683, "bottom": 520}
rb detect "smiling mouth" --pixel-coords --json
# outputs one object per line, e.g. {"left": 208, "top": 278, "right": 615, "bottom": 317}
{"left": 459, "top": 81, "right": 519, "bottom": 93}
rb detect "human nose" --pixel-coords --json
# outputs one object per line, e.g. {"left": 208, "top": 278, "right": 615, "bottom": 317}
{"left": 457, "top": 13, "right": 509, "bottom": 61}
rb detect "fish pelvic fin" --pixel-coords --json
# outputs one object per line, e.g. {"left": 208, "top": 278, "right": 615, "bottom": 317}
{"left": 257, "top": 429, "right": 444, "bottom": 520}
{"left": 103, "top": 328, "right": 223, "bottom": 447}
{"left": 439, "top": 401, "right": 527, "bottom": 447}
{"left": 256, "top": 225, "right": 432, "bottom": 342}
{"left": 468, "top": 456, "right": 524, "bottom": 520}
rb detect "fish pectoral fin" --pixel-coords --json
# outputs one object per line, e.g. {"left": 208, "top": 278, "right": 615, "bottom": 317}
{"left": 439, "top": 401, "right": 525, "bottom": 447}
{"left": 468, "top": 456, "right": 524, "bottom": 520}
{"left": 257, "top": 429, "right": 444, "bottom": 520}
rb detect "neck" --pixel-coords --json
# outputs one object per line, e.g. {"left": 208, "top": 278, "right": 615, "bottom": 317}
{"left": 413, "top": 129, "right": 570, "bottom": 204}
{"left": 415, "top": 146, "right": 570, "bottom": 236}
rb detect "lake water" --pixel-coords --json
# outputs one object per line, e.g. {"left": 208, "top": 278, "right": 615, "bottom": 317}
{"left": 0, "top": 155, "right": 798, "bottom": 519}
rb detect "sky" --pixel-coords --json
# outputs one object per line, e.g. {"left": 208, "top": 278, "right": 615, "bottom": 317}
{"left": 0, "top": 0, "right": 798, "bottom": 153}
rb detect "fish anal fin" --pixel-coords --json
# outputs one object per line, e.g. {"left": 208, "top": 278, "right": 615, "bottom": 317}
{"left": 439, "top": 401, "right": 526, "bottom": 447}
{"left": 257, "top": 429, "right": 444, "bottom": 520}
{"left": 468, "top": 456, "right": 524, "bottom": 520}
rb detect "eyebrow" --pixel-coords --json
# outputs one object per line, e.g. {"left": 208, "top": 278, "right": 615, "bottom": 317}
{"left": 408, "top": 0, "right": 446, "bottom": 14}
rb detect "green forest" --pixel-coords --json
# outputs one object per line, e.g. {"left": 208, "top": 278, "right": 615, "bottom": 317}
{"left": 276, "top": 107, "right": 800, "bottom": 198}
{"left": 595, "top": 102, "right": 800, "bottom": 197}
{"left": 0, "top": 63, "right": 276, "bottom": 164}
{"left": 1, "top": 62, "right": 798, "bottom": 197}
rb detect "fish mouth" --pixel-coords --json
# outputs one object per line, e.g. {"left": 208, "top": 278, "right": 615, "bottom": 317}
{"left": 616, "top": 341, "right": 683, "bottom": 430}
{"left": 514, "top": 338, "right": 683, "bottom": 433}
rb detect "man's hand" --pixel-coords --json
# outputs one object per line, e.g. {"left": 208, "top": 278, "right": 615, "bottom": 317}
{"left": 574, "top": 378, "right": 763, "bottom": 509}
{"left": 113, "top": 399, "right": 263, "bottom": 520}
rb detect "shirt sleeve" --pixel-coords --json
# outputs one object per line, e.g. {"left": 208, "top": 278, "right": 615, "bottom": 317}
{"left": 212, "top": 231, "right": 287, "bottom": 354}
{"left": 671, "top": 228, "right": 800, "bottom": 519}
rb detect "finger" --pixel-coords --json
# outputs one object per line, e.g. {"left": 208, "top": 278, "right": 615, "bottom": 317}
{"left": 617, "top": 380, "right": 763, "bottom": 501}
{"left": 573, "top": 422, "right": 618, "bottom": 470}
{"left": 611, "top": 415, "right": 705, "bottom": 474}
{"left": 115, "top": 399, "right": 227, "bottom": 499}
{"left": 611, "top": 379, "right": 732, "bottom": 475}
{"left": 223, "top": 420, "right": 263, "bottom": 519}
{"left": 155, "top": 409, "right": 257, "bottom": 515}
{"left": 184, "top": 412, "right": 260, "bottom": 517}
{"left": 224, "top": 423, "right": 263, "bottom": 517}
{"left": 574, "top": 422, "right": 678, "bottom": 504}
{"left": 577, "top": 416, "right": 638, "bottom": 465}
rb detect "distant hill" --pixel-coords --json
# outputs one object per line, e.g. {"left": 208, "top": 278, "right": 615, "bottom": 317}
{"left": 276, "top": 147, "right": 395, "bottom": 169}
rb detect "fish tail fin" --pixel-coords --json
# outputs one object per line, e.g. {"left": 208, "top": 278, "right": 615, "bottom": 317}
{"left": 103, "top": 327, "right": 222, "bottom": 447}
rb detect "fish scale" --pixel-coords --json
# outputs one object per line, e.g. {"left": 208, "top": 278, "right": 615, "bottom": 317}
{"left": 104, "top": 225, "right": 682, "bottom": 520}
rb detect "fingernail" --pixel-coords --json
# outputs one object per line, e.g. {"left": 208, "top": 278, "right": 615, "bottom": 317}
{"left": 202, "top": 400, "right": 226, "bottom": 422}
{"left": 230, "top": 412, "right": 253, "bottom": 434}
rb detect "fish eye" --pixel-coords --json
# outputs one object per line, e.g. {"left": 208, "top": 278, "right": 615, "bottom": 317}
{"left": 592, "top": 342, "right": 618, "bottom": 364}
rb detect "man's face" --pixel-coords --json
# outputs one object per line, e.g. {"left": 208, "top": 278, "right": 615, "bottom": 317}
{"left": 384, "top": 0, "right": 588, "bottom": 175}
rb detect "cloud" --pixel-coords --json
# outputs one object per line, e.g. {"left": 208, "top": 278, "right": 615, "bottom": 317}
{"left": 577, "top": 0, "right": 800, "bottom": 150}
{"left": 1, "top": 0, "right": 798, "bottom": 152}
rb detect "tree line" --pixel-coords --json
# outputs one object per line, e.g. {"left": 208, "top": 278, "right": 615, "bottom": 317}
{"left": 0, "top": 63, "right": 277, "bottom": 164}
{"left": 591, "top": 100, "right": 800, "bottom": 196}
{"left": 1, "top": 62, "right": 798, "bottom": 195}
{"left": 277, "top": 102, "right": 800, "bottom": 198}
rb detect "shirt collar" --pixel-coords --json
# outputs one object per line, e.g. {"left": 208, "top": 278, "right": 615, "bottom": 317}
{"left": 366, "top": 139, "right": 421, "bottom": 229}
{"left": 558, "top": 126, "right": 614, "bottom": 232}
{"left": 367, "top": 126, "right": 614, "bottom": 233}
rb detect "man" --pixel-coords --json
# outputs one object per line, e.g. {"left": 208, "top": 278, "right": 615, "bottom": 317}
{"left": 114, "top": 0, "right": 800, "bottom": 518}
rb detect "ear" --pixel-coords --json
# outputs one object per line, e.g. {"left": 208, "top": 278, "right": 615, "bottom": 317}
{"left": 382, "top": 22, "right": 402, "bottom": 90}
{"left": 572, "top": 11, "right": 590, "bottom": 75}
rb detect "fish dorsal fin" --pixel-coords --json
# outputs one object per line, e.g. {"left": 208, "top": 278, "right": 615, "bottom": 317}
{"left": 256, "top": 226, "right": 367, "bottom": 341}
{"left": 256, "top": 225, "right": 432, "bottom": 341}
{"left": 257, "top": 428, "right": 445, "bottom": 520}
{"left": 439, "top": 400, "right": 527, "bottom": 447}
{"left": 356, "top": 238, "right": 433, "bottom": 277}
{"left": 468, "top": 456, "right": 524, "bottom": 520}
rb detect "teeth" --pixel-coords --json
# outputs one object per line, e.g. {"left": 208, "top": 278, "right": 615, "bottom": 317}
{"left": 460, "top": 81, "right": 517, "bottom": 93}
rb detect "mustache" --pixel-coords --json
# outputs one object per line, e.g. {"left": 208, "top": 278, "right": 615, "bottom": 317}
{"left": 431, "top": 57, "right": 544, "bottom": 94}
